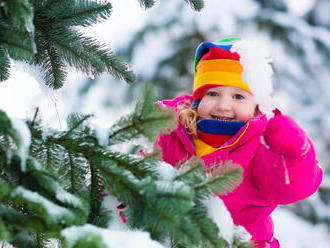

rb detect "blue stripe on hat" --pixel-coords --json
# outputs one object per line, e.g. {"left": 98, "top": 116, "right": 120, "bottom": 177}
{"left": 195, "top": 42, "right": 233, "bottom": 60}
{"left": 191, "top": 99, "right": 201, "bottom": 109}
{"left": 194, "top": 38, "right": 240, "bottom": 71}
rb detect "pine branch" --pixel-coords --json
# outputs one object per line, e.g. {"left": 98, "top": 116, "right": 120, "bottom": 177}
{"left": 36, "top": 27, "right": 134, "bottom": 86}
{"left": 0, "top": 21, "right": 35, "bottom": 60}
{"left": 0, "top": 217, "right": 9, "bottom": 240}
{"left": 31, "top": 0, "right": 135, "bottom": 88}
{"left": 0, "top": 178, "right": 10, "bottom": 201}
{"left": 28, "top": 130, "right": 199, "bottom": 243}
{"left": 184, "top": 0, "right": 205, "bottom": 11}
{"left": 187, "top": 203, "right": 227, "bottom": 248}
{"left": 87, "top": 164, "right": 105, "bottom": 226}
{"left": 74, "top": 31, "right": 135, "bottom": 82}
{"left": 0, "top": 46, "right": 10, "bottom": 81}
{"left": 195, "top": 160, "right": 243, "bottom": 197}
{"left": 1, "top": 94, "right": 247, "bottom": 247}
{"left": 0, "top": 204, "right": 43, "bottom": 233}
{"left": 109, "top": 84, "right": 176, "bottom": 143}
{"left": 86, "top": 153, "right": 206, "bottom": 246}
{"left": 1, "top": 155, "right": 89, "bottom": 228}
{"left": 65, "top": 113, "right": 93, "bottom": 137}
{"left": 11, "top": 230, "right": 39, "bottom": 248}
{"left": 64, "top": 152, "right": 88, "bottom": 195}
{"left": 174, "top": 157, "right": 205, "bottom": 183}
{"left": 36, "top": 232, "right": 50, "bottom": 248}
{"left": 61, "top": 228, "right": 107, "bottom": 248}
{"left": 104, "top": 151, "right": 158, "bottom": 179}
{"left": 2, "top": 0, "right": 34, "bottom": 31}
{"left": 30, "top": 107, "right": 39, "bottom": 128}
{"left": 46, "top": 0, "right": 112, "bottom": 27}
{"left": 136, "top": 0, "right": 156, "bottom": 8}
{"left": 37, "top": 38, "right": 67, "bottom": 89}
{"left": 0, "top": 110, "right": 28, "bottom": 164}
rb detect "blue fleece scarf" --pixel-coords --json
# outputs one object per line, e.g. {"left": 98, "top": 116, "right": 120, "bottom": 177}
{"left": 196, "top": 118, "right": 245, "bottom": 147}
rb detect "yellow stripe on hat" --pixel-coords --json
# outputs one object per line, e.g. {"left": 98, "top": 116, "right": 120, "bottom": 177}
{"left": 196, "top": 59, "right": 243, "bottom": 74}
{"left": 194, "top": 71, "right": 251, "bottom": 93}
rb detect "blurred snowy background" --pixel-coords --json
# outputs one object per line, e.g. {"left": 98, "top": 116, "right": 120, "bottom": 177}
{"left": 0, "top": 0, "right": 330, "bottom": 247}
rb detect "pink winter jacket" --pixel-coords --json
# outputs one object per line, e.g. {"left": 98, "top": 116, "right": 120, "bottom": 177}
{"left": 155, "top": 94, "right": 323, "bottom": 247}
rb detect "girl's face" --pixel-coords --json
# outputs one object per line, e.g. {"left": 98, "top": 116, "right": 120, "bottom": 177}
{"left": 197, "top": 86, "right": 257, "bottom": 123}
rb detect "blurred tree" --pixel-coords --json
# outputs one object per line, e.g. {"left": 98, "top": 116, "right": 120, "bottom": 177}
{"left": 305, "top": 0, "right": 330, "bottom": 28}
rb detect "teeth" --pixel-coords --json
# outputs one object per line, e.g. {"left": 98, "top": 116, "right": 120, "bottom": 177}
{"left": 211, "top": 115, "right": 233, "bottom": 121}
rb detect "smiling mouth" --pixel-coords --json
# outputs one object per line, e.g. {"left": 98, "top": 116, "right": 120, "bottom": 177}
{"left": 210, "top": 115, "right": 234, "bottom": 121}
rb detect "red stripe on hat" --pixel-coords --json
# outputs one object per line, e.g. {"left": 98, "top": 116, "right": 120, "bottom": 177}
{"left": 200, "top": 47, "right": 240, "bottom": 61}
{"left": 192, "top": 84, "right": 219, "bottom": 100}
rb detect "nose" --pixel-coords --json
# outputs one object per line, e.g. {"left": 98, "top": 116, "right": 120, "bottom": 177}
{"left": 215, "top": 96, "right": 232, "bottom": 111}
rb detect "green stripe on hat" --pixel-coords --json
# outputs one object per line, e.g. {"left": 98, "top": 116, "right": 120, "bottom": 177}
{"left": 214, "top": 37, "right": 240, "bottom": 43}
{"left": 194, "top": 38, "right": 241, "bottom": 72}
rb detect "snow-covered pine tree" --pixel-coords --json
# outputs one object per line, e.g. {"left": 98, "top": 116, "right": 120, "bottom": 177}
{"left": 0, "top": 0, "right": 253, "bottom": 247}
{"left": 0, "top": 0, "right": 134, "bottom": 88}
{"left": 0, "top": 84, "right": 250, "bottom": 247}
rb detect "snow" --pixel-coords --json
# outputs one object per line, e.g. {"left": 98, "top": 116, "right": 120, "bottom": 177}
{"left": 14, "top": 61, "right": 54, "bottom": 98}
{"left": 273, "top": 207, "right": 330, "bottom": 248}
{"left": 153, "top": 161, "right": 178, "bottom": 181}
{"left": 93, "top": 122, "right": 110, "bottom": 146}
{"left": 202, "top": 196, "right": 251, "bottom": 244}
{"left": 101, "top": 194, "right": 128, "bottom": 231}
{"left": 10, "top": 117, "right": 31, "bottom": 172}
{"left": 11, "top": 186, "right": 73, "bottom": 219}
{"left": 307, "top": 192, "right": 330, "bottom": 221}
{"left": 313, "top": 0, "right": 330, "bottom": 26}
{"left": 321, "top": 174, "right": 330, "bottom": 189}
{"left": 61, "top": 224, "right": 166, "bottom": 248}
{"left": 284, "top": 0, "right": 316, "bottom": 17}
{"left": 53, "top": 182, "right": 82, "bottom": 208}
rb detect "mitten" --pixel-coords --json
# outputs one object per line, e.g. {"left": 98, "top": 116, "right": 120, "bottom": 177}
{"left": 254, "top": 238, "right": 280, "bottom": 248}
{"left": 264, "top": 112, "right": 310, "bottom": 157}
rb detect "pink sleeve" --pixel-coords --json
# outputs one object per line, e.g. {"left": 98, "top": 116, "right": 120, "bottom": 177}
{"left": 252, "top": 115, "right": 323, "bottom": 205}
{"left": 155, "top": 94, "right": 193, "bottom": 113}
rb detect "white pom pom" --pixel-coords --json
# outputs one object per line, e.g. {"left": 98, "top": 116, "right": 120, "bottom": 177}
{"left": 231, "top": 40, "right": 275, "bottom": 118}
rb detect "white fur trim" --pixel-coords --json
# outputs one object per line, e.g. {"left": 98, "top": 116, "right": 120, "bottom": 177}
{"left": 231, "top": 40, "right": 275, "bottom": 118}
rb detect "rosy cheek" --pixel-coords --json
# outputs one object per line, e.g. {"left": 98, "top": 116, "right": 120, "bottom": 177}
{"left": 197, "top": 104, "right": 208, "bottom": 116}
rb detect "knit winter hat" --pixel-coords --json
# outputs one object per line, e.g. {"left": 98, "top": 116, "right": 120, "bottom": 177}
{"left": 193, "top": 37, "right": 274, "bottom": 115}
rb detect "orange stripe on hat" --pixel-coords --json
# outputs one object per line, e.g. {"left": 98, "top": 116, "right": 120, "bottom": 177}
{"left": 196, "top": 59, "right": 243, "bottom": 74}
{"left": 194, "top": 71, "right": 251, "bottom": 93}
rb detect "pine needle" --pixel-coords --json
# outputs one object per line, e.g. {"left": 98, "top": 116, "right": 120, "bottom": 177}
{"left": 47, "top": 0, "right": 112, "bottom": 27}
{"left": 109, "top": 84, "right": 176, "bottom": 143}
{"left": 196, "top": 160, "right": 243, "bottom": 197}
{"left": 0, "top": 47, "right": 10, "bottom": 81}
{"left": 136, "top": 0, "right": 156, "bottom": 8}
{"left": 184, "top": 0, "right": 205, "bottom": 11}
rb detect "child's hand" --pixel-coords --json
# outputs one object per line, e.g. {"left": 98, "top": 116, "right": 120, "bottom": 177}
{"left": 263, "top": 111, "right": 310, "bottom": 157}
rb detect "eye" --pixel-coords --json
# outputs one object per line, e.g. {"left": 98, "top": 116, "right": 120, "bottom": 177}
{"left": 206, "top": 91, "right": 218, "bottom": 97}
{"left": 233, "top": 94, "right": 245, "bottom": 100}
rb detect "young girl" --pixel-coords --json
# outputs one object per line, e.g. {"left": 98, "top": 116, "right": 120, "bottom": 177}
{"left": 155, "top": 38, "right": 323, "bottom": 248}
